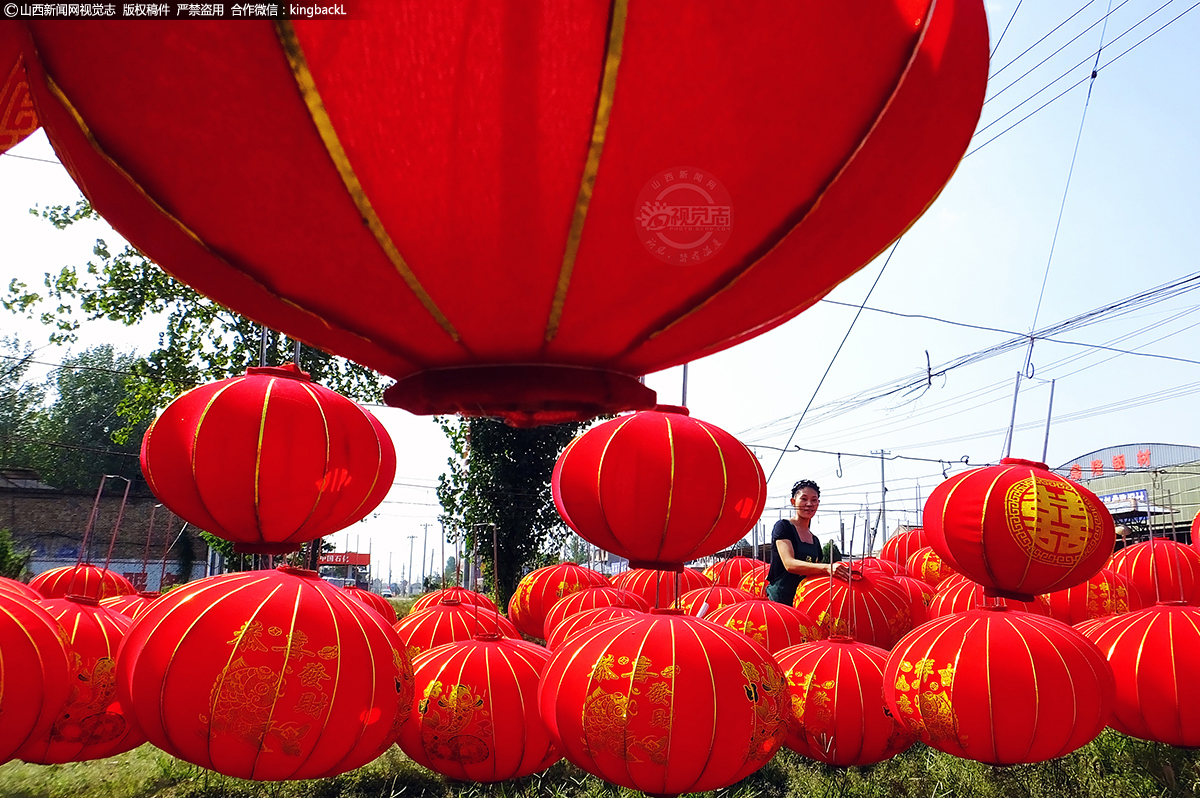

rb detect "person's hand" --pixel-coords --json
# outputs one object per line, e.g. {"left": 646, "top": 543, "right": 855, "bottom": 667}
{"left": 830, "top": 561, "right": 851, "bottom": 580}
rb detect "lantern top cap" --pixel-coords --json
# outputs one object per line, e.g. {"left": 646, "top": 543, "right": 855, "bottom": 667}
{"left": 999, "top": 457, "right": 1050, "bottom": 470}
{"left": 650, "top": 608, "right": 685, "bottom": 616}
{"left": 1156, "top": 600, "right": 1190, "bottom": 607}
{"left": 137, "top": 591, "right": 160, "bottom": 599}
{"left": 438, "top": 598, "right": 462, "bottom": 606}
{"left": 246, "top": 363, "right": 312, "bottom": 382}
{"left": 276, "top": 565, "right": 320, "bottom": 579}
{"left": 649, "top": 404, "right": 691, "bottom": 416}
{"left": 472, "top": 632, "right": 504, "bottom": 642}
{"left": 64, "top": 593, "right": 100, "bottom": 606}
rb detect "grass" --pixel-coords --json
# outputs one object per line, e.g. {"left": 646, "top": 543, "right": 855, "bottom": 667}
{"left": 2, "top": 732, "right": 1199, "bottom": 798}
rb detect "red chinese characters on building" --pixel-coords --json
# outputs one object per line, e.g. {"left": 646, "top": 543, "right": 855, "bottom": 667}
{"left": 1137, "top": 449, "right": 1151, "bottom": 467}
{"left": 1091, "top": 460, "right": 1104, "bottom": 477}
{"left": 1113, "top": 455, "right": 1126, "bottom": 473}
{"left": 1070, "top": 464, "right": 1083, "bottom": 481}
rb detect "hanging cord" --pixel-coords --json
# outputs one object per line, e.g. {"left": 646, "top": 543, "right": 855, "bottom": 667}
{"left": 159, "top": 522, "right": 189, "bottom": 592}
{"left": 103, "top": 477, "right": 133, "bottom": 570}
{"left": 68, "top": 475, "right": 108, "bottom": 596}
{"left": 766, "top": 241, "right": 901, "bottom": 483}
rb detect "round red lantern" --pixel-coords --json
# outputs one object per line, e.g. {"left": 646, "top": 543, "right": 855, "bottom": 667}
{"left": 0, "top": 22, "right": 38, "bottom": 154}
{"left": 17, "top": 596, "right": 146, "bottom": 763}
{"left": 0, "top": 575, "right": 41, "bottom": 601}
{"left": 539, "top": 610, "right": 788, "bottom": 794}
{"left": 923, "top": 458, "right": 1115, "bottom": 600}
{"left": 393, "top": 600, "right": 520, "bottom": 662}
{"left": 100, "top": 592, "right": 159, "bottom": 622}
{"left": 795, "top": 571, "right": 913, "bottom": 649}
{"left": 678, "top": 585, "right": 756, "bottom": 617}
{"left": 928, "top": 573, "right": 1049, "bottom": 618}
{"left": 0, "top": 593, "right": 72, "bottom": 764}
{"left": 543, "top": 586, "right": 649, "bottom": 640}
{"left": 412, "top": 587, "right": 498, "bottom": 614}
{"left": 553, "top": 408, "right": 765, "bottom": 567}
{"left": 1043, "top": 567, "right": 1139, "bottom": 625}
{"left": 707, "top": 599, "right": 819, "bottom": 654}
{"left": 1080, "top": 603, "right": 1200, "bottom": 747}
{"left": 905, "top": 546, "right": 956, "bottom": 587}
{"left": 30, "top": 564, "right": 136, "bottom": 601}
{"left": 1108, "top": 539, "right": 1200, "bottom": 606}
{"left": 1192, "top": 509, "right": 1200, "bottom": 546}
{"left": 140, "top": 364, "right": 395, "bottom": 554}
{"left": 610, "top": 567, "right": 711, "bottom": 609}
{"left": 776, "top": 638, "right": 916, "bottom": 766}
{"left": 888, "top": 575, "right": 936, "bottom": 627}
{"left": 344, "top": 586, "right": 397, "bottom": 624}
{"left": 18, "top": 5, "right": 987, "bottom": 425}
{"left": 398, "top": 635, "right": 559, "bottom": 781}
{"left": 545, "top": 606, "right": 642, "bottom": 652}
{"left": 507, "top": 563, "right": 609, "bottom": 639}
{"left": 880, "top": 527, "right": 929, "bottom": 566}
{"left": 116, "top": 566, "right": 413, "bottom": 780}
{"left": 739, "top": 567, "right": 768, "bottom": 598}
{"left": 704, "top": 557, "right": 767, "bottom": 588}
{"left": 884, "top": 606, "right": 1114, "bottom": 764}
{"left": 856, "top": 556, "right": 908, "bottom": 577}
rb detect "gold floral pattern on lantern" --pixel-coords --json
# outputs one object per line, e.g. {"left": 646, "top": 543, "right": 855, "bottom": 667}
{"left": 581, "top": 654, "right": 679, "bottom": 765}
{"left": 417, "top": 682, "right": 492, "bottom": 765}
{"left": 891, "top": 659, "right": 962, "bottom": 744}
{"left": 50, "top": 656, "right": 125, "bottom": 745}
{"left": 740, "top": 659, "right": 788, "bottom": 762}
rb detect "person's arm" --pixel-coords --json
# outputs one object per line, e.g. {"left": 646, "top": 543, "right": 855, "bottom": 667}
{"left": 775, "top": 539, "right": 850, "bottom": 579}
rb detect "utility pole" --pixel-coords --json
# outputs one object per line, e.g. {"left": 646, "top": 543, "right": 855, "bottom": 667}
{"left": 871, "top": 450, "right": 890, "bottom": 552}
{"left": 407, "top": 535, "right": 417, "bottom": 596}
{"left": 421, "top": 523, "right": 432, "bottom": 593}
{"left": 388, "top": 552, "right": 393, "bottom": 592}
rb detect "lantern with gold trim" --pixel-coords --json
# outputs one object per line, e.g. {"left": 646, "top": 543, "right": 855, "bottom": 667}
{"left": 100, "top": 591, "right": 159, "bottom": 622}
{"left": 139, "top": 364, "right": 395, "bottom": 555}
{"left": 552, "top": 408, "right": 766, "bottom": 568}
{"left": 0, "top": 22, "right": 38, "bottom": 154}
{"left": 116, "top": 566, "right": 414, "bottom": 781}
{"left": 30, "top": 564, "right": 136, "bottom": 601}
{"left": 610, "top": 567, "right": 711, "bottom": 609}
{"left": 412, "top": 587, "right": 498, "bottom": 614}
{"left": 393, "top": 599, "right": 520, "bottom": 662}
{"left": 929, "top": 573, "right": 1049, "bottom": 618}
{"left": 0, "top": 592, "right": 72, "bottom": 764}
{"left": 856, "top": 556, "right": 907, "bottom": 578}
{"left": 794, "top": 571, "right": 913, "bottom": 649}
{"left": 704, "top": 557, "right": 767, "bottom": 588}
{"left": 678, "top": 585, "right": 756, "bottom": 617}
{"left": 1043, "top": 567, "right": 1139, "bottom": 625}
{"left": 0, "top": 575, "right": 41, "bottom": 601}
{"left": 1079, "top": 603, "right": 1200, "bottom": 747}
{"left": 776, "top": 638, "right": 916, "bottom": 766}
{"left": 344, "top": 585, "right": 397, "bottom": 624}
{"left": 739, "top": 567, "right": 768, "bottom": 598}
{"left": 923, "top": 458, "right": 1114, "bottom": 600}
{"left": 17, "top": 596, "right": 146, "bottom": 763}
{"left": 883, "top": 606, "right": 1114, "bottom": 764}
{"left": 398, "top": 635, "right": 560, "bottom": 781}
{"left": 707, "top": 599, "right": 819, "bottom": 654}
{"left": 539, "top": 609, "right": 788, "bottom": 795}
{"left": 15, "top": 4, "right": 987, "bottom": 426}
{"left": 1107, "top": 538, "right": 1200, "bottom": 607}
{"left": 542, "top": 586, "right": 649, "bottom": 640}
{"left": 888, "top": 574, "right": 936, "bottom": 627}
{"left": 507, "top": 562, "right": 608, "bottom": 639}
{"left": 880, "top": 527, "right": 929, "bottom": 567}
{"left": 905, "top": 546, "right": 956, "bottom": 588}
{"left": 545, "top": 606, "right": 642, "bottom": 651}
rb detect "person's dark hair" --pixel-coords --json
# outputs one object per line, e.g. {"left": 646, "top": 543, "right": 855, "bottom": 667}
{"left": 791, "top": 479, "right": 820, "bottom": 498}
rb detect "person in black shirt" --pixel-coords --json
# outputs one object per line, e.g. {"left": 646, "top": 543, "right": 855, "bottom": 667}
{"left": 766, "top": 479, "right": 849, "bottom": 605}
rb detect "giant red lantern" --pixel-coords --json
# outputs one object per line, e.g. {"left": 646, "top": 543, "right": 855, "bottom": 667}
{"left": 139, "top": 364, "right": 396, "bottom": 554}
{"left": 17, "top": 596, "right": 145, "bottom": 763}
{"left": 795, "top": 571, "right": 913, "bottom": 649}
{"left": 923, "top": 458, "right": 1115, "bottom": 600}
{"left": 1080, "top": 603, "right": 1200, "bottom": 747}
{"left": 344, "top": 586, "right": 397, "bottom": 624}
{"left": 539, "top": 610, "right": 788, "bottom": 794}
{"left": 16, "top": 4, "right": 987, "bottom": 426}
{"left": 1108, "top": 539, "right": 1200, "bottom": 607}
{"left": 399, "top": 635, "right": 560, "bottom": 782}
{"left": 880, "top": 527, "right": 929, "bottom": 566}
{"left": 0, "top": 575, "right": 41, "bottom": 601}
{"left": 553, "top": 408, "right": 766, "bottom": 567}
{"left": 776, "top": 638, "right": 915, "bottom": 766}
{"left": 542, "top": 586, "right": 649, "bottom": 640}
{"left": 888, "top": 575, "right": 936, "bottom": 627}
{"left": 610, "top": 566, "right": 711, "bottom": 609}
{"left": 100, "top": 592, "right": 159, "bottom": 622}
{"left": 0, "top": 593, "right": 72, "bottom": 764}
{"left": 884, "top": 607, "right": 1114, "bottom": 764}
{"left": 678, "top": 585, "right": 757, "bottom": 617}
{"left": 116, "top": 566, "right": 414, "bottom": 780}
{"left": 545, "top": 606, "right": 642, "bottom": 652}
{"left": 739, "top": 567, "right": 768, "bottom": 598}
{"left": 507, "top": 563, "right": 609, "bottom": 639}
{"left": 928, "top": 573, "right": 1049, "bottom": 618}
{"left": 0, "top": 22, "right": 38, "bottom": 154}
{"left": 393, "top": 600, "right": 520, "bottom": 662}
{"left": 905, "top": 546, "right": 956, "bottom": 587}
{"left": 412, "top": 587, "right": 498, "bottom": 614}
{"left": 707, "top": 599, "right": 819, "bottom": 654}
{"left": 30, "top": 564, "right": 136, "bottom": 601}
{"left": 1043, "top": 567, "right": 1139, "bottom": 625}
{"left": 704, "top": 557, "right": 767, "bottom": 588}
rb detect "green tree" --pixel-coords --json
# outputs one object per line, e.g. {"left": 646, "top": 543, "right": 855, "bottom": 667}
{"left": 4, "top": 200, "right": 386, "bottom": 438}
{"left": 0, "top": 337, "right": 46, "bottom": 473}
{"left": 0, "top": 528, "right": 32, "bottom": 580}
{"left": 436, "top": 416, "right": 584, "bottom": 608}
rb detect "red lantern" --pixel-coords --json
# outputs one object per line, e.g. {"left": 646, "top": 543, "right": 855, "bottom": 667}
{"left": 507, "top": 563, "right": 609, "bottom": 639}
{"left": 678, "top": 586, "right": 756, "bottom": 617}
{"left": 795, "top": 572, "right": 913, "bottom": 649}
{"left": 739, "top": 567, "right": 768, "bottom": 598}
{"left": 545, "top": 606, "right": 642, "bottom": 652}
{"left": 0, "top": 593, "right": 72, "bottom": 764}
{"left": 140, "top": 364, "right": 395, "bottom": 554}
{"left": 398, "top": 635, "right": 559, "bottom": 781}
{"left": 393, "top": 600, "right": 520, "bottom": 662}
{"left": 923, "top": 458, "right": 1115, "bottom": 600}
{"left": 0, "top": 22, "right": 38, "bottom": 154}
{"left": 928, "top": 573, "right": 1049, "bottom": 618}
{"left": 1043, "top": 567, "right": 1139, "bottom": 625}
{"left": 344, "top": 586, "right": 397, "bottom": 624}
{"left": 17, "top": 596, "right": 145, "bottom": 763}
{"left": 542, "top": 586, "right": 649, "bottom": 640}
{"left": 856, "top": 556, "right": 907, "bottom": 577}
{"left": 1079, "top": 603, "right": 1200, "bottom": 746}
{"left": 1193, "top": 509, "right": 1200, "bottom": 546}
{"left": 704, "top": 557, "right": 767, "bottom": 588}
{"left": 539, "top": 610, "right": 788, "bottom": 794}
{"left": 889, "top": 575, "right": 936, "bottom": 627}
{"left": 610, "top": 567, "right": 711, "bottom": 609}
{"left": 1108, "top": 539, "right": 1200, "bottom": 606}
{"left": 880, "top": 527, "right": 929, "bottom": 566}
{"left": 0, "top": 575, "right": 41, "bottom": 601}
{"left": 30, "top": 565, "right": 136, "bottom": 601}
{"left": 412, "top": 587, "right": 498, "bottom": 614}
{"left": 776, "top": 638, "right": 916, "bottom": 766}
{"left": 905, "top": 546, "right": 956, "bottom": 587}
{"left": 100, "top": 591, "right": 159, "bottom": 622}
{"left": 884, "top": 607, "right": 1114, "bottom": 764}
{"left": 116, "top": 566, "right": 413, "bottom": 780}
{"left": 707, "top": 599, "right": 819, "bottom": 654}
{"left": 18, "top": 6, "right": 987, "bottom": 426}
{"left": 553, "top": 409, "right": 766, "bottom": 567}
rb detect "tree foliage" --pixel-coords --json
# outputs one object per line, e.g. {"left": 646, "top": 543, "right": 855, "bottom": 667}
{"left": 0, "top": 527, "right": 32, "bottom": 580}
{"left": 0, "top": 337, "right": 45, "bottom": 472}
{"left": 436, "top": 416, "right": 585, "bottom": 608}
